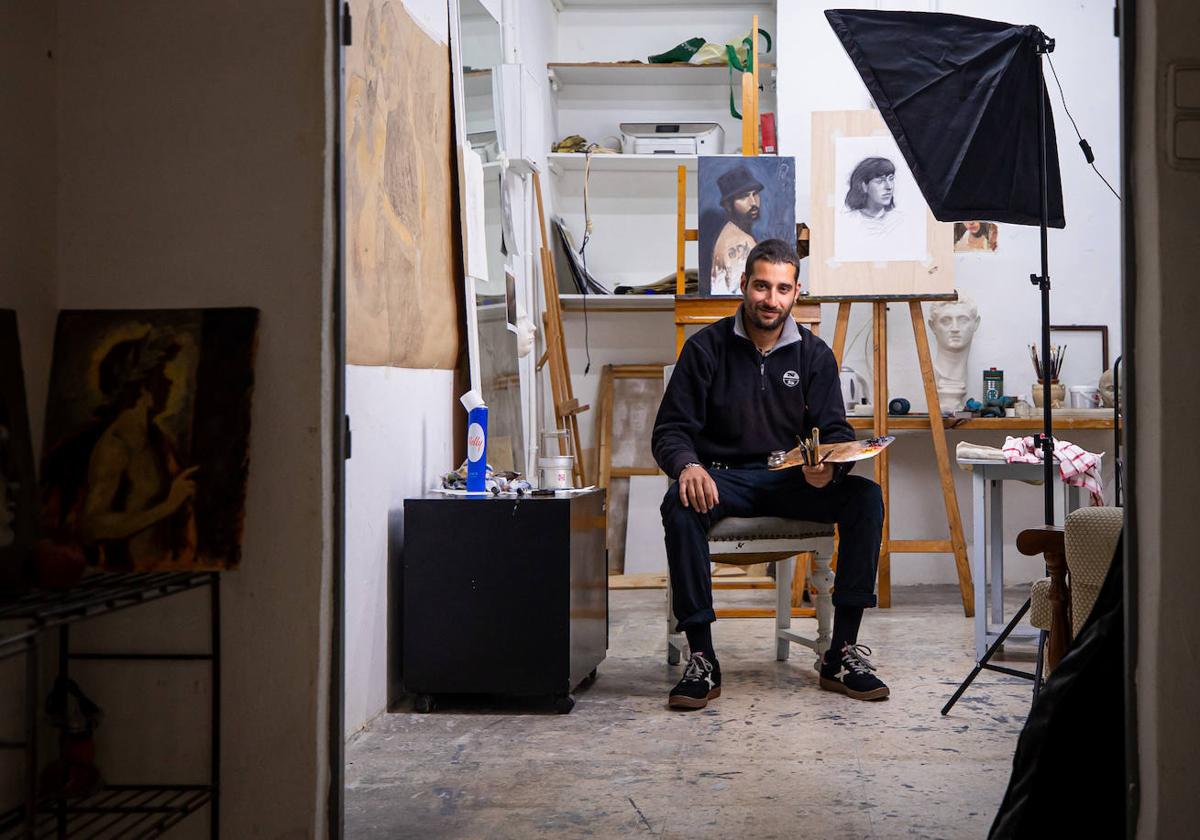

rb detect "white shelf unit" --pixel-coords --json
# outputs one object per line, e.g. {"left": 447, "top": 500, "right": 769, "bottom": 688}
{"left": 551, "top": 159, "right": 697, "bottom": 291}
{"left": 559, "top": 293, "right": 674, "bottom": 311}
{"left": 547, "top": 4, "right": 777, "bottom": 299}
{"left": 548, "top": 61, "right": 776, "bottom": 90}
{"left": 547, "top": 152, "right": 697, "bottom": 173}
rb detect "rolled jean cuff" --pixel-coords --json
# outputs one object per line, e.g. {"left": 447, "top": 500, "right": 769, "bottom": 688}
{"left": 674, "top": 607, "right": 717, "bottom": 633}
{"left": 832, "top": 592, "right": 877, "bottom": 609}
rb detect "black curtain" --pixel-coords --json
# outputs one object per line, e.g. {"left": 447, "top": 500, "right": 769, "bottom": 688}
{"left": 988, "top": 538, "right": 1126, "bottom": 837}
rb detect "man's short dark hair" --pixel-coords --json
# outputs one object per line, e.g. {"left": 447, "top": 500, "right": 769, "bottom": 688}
{"left": 744, "top": 238, "right": 800, "bottom": 282}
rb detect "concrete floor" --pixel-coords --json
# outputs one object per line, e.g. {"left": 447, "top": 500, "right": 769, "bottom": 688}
{"left": 345, "top": 585, "right": 1037, "bottom": 839}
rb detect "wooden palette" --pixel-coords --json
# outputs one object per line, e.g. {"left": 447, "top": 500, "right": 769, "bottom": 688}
{"left": 768, "top": 436, "right": 896, "bottom": 471}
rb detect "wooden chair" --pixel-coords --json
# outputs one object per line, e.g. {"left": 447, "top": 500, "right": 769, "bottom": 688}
{"left": 662, "top": 301, "right": 837, "bottom": 666}
{"left": 1018, "top": 506, "right": 1124, "bottom": 691}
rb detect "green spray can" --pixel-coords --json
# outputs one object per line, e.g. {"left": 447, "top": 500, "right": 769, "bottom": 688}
{"left": 983, "top": 367, "right": 1004, "bottom": 403}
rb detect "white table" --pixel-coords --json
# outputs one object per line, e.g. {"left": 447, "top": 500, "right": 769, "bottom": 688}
{"left": 958, "top": 457, "right": 1097, "bottom": 660}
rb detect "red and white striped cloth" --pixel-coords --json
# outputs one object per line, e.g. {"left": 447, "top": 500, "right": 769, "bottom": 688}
{"left": 1002, "top": 436, "right": 1106, "bottom": 505}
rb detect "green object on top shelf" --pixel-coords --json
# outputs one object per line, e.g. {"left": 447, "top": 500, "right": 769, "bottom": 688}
{"left": 644, "top": 28, "right": 774, "bottom": 119}
{"left": 647, "top": 37, "right": 706, "bottom": 64}
{"left": 727, "top": 28, "right": 772, "bottom": 120}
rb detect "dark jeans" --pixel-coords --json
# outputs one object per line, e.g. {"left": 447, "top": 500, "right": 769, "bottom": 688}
{"left": 661, "top": 466, "right": 884, "bottom": 631}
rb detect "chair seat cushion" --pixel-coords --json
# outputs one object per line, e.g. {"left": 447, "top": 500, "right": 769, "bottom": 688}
{"left": 1029, "top": 577, "right": 1052, "bottom": 631}
{"left": 707, "top": 517, "right": 835, "bottom": 542}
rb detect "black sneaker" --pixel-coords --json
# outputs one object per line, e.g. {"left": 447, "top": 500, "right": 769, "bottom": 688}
{"left": 668, "top": 652, "right": 722, "bottom": 710}
{"left": 818, "top": 643, "right": 890, "bottom": 701}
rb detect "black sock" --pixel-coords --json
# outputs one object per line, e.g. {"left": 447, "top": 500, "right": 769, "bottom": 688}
{"left": 824, "top": 605, "right": 864, "bottom": 671}
{"left": 685, "top": 623, "right": 715, "bottom": 662}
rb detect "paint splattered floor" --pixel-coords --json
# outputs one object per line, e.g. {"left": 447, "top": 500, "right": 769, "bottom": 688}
{"left": 345, "top": 586, "right": 1036, "bottom": 839}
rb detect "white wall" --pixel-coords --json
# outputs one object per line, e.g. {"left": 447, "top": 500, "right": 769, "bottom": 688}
{"left": 49, "top": 2, "right": 335, "bottom": 836}
{"left": 0, "top": 0, "right": 57, "bottom": 808}
{"left": 344, "top": 366, "right": 453, "bottom": 737}
{"left": 341, "top": 0, "right": 459, "bottom": 739}
{"left": 0, "top": 3, "right": 56, "bottom": 453}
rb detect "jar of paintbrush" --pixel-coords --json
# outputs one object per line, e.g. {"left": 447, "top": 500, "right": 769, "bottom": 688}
{"left": 1030, "top": 344, "right": 1067, "bottom": 408}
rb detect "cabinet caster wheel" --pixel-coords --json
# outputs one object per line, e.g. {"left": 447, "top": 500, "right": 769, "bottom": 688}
{"left": 668, "top": 646, "right": 681, "bottom": 666}
{"left": 413, "top": 694, "right": 436, "bottom": 714}
{"left": 553, "top": 694, "right": 575, "bottom": 714}
{"left": 587, "top": 668, "right": 598, "bottom": 683}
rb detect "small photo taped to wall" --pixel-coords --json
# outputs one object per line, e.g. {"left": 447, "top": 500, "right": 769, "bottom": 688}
{"left": 953, "top": 221, "right": 999, "bottom": 253}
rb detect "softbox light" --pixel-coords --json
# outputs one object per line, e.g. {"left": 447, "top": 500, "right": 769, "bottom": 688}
{"left": 825, "top": 9, "right": 1065, "bottom": 228}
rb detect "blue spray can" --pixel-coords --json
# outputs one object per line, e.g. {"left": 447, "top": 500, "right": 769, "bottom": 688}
{"left": 461, "top": 390, "right": 489, "bottom": 492}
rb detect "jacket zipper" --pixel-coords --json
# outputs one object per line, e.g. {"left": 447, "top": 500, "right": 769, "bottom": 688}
{"left": 759, "top": 350, "right": 766, "bottom": 392}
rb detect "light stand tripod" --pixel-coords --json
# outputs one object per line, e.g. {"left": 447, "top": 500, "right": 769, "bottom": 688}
{"left": 942, "top": 30, "right": 1057, "bottom": 716}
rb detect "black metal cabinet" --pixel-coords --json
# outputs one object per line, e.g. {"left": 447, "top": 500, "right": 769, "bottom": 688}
{"left": 401, "top": 490, "right": 607, "bottom": 713}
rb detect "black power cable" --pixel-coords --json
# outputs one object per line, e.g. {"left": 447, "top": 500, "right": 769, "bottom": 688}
{"left": 1046, "top": 53, "right": 1121, "bottom": 202}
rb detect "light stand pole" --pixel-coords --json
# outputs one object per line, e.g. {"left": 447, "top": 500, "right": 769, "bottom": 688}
{"left": 1035, "top": 31, "right": 1057, "bottom": 527}
{"left": 942, "top": 31, "right": 1057, "bottom": 716}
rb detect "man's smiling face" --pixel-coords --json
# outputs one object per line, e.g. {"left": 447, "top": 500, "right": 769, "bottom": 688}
{"left": 740, "top": 259, "right": 798, "bottom": 332}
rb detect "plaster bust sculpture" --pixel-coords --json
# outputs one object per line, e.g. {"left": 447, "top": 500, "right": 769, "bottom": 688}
{"left": 927, "top": 297, "right": 981, "bottom": 413}
{"left": 1099, "top": 364, "right": 1123, "bottom": 413}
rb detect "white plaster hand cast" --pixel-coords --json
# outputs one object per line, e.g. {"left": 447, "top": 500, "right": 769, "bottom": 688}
{"left": 927, "top": 297, "right": 981, "bottom": 414}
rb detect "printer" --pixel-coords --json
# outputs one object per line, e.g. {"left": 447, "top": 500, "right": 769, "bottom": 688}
{"left": 619, "top": 122, "right": 725, "bottom": 155}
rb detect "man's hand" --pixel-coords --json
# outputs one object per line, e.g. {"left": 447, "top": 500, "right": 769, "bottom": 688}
{"left": 679, "top": 465, "right": 719, "bottom": 513}
{"left": 802, "top": 463, "right": 834, "bottom": 489}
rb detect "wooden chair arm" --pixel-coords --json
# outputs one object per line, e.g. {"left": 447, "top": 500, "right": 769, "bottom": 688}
{"left": 1016, "top": 525, "right": 1064, "bottom": 557}
{"left": 1017, "top": 525, "right": 1071, "bottom": 670}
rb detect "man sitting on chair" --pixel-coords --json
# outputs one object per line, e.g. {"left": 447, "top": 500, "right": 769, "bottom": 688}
{"left": 652, "top": 238, "right": 888, "bottom": 709}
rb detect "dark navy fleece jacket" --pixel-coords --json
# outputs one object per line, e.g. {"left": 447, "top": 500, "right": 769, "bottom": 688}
{"left": 652, "top": 309, "right": 855, "bottom": 480}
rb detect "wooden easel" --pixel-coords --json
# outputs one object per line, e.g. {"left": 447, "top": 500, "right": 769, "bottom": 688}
{"left": 531, "top": 169, "right": 587, "bottom": 487}
{"left": 820, "top": 294, "right": 975, "bottom": 616}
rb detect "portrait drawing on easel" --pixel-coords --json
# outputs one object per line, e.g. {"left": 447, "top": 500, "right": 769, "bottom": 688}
{"left": 833, "top": 135, "right": 926, "bottom": 263}
{"left": 698, "top": 156, "right": 796, "bottom": 297}
{"left": 809, "top": 110, "right": 954, "bottom": 297}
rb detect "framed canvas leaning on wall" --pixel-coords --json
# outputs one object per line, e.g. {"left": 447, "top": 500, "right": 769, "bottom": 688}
{"left": 809, "top": 110, "right": 954, "bottom": 297}
{"left": 39, "top": 308, "right": 259, "bottom": 573}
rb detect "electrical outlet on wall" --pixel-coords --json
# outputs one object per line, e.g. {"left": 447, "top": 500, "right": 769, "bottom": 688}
{"left": 1168, "top": 62, "right": 1200, "bottom": 170}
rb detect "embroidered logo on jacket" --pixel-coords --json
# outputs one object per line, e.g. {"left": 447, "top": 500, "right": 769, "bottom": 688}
{"left": 782, "top": 370, "right": 800, "bottom": 388}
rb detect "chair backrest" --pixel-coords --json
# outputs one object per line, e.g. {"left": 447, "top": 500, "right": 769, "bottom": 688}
{"left": 1064, "top": 506, "right": 1124, "bottom": 636}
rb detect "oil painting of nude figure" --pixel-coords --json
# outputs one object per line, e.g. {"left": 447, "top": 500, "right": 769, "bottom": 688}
{"left": 40, "top": 309, "right": 258, "bottom": 572}
{"left": 698, "top": 156, "right": 796, "bottom": 297}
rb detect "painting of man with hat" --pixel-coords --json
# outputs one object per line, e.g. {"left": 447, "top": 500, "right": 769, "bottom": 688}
{"left": 698, "top": 156, "right": 796, "bottom": 296}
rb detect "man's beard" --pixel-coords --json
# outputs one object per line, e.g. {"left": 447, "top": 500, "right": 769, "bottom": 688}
{"left": 745, "top": 303, "right": 789, "bottom": 332}
{"left": 733, "top": 210, "right": 757, "bottom": 232}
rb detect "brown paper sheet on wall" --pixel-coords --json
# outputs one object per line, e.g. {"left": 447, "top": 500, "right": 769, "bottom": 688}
{"left": 345, "top": 0, "right": 460, "bottom": 368}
